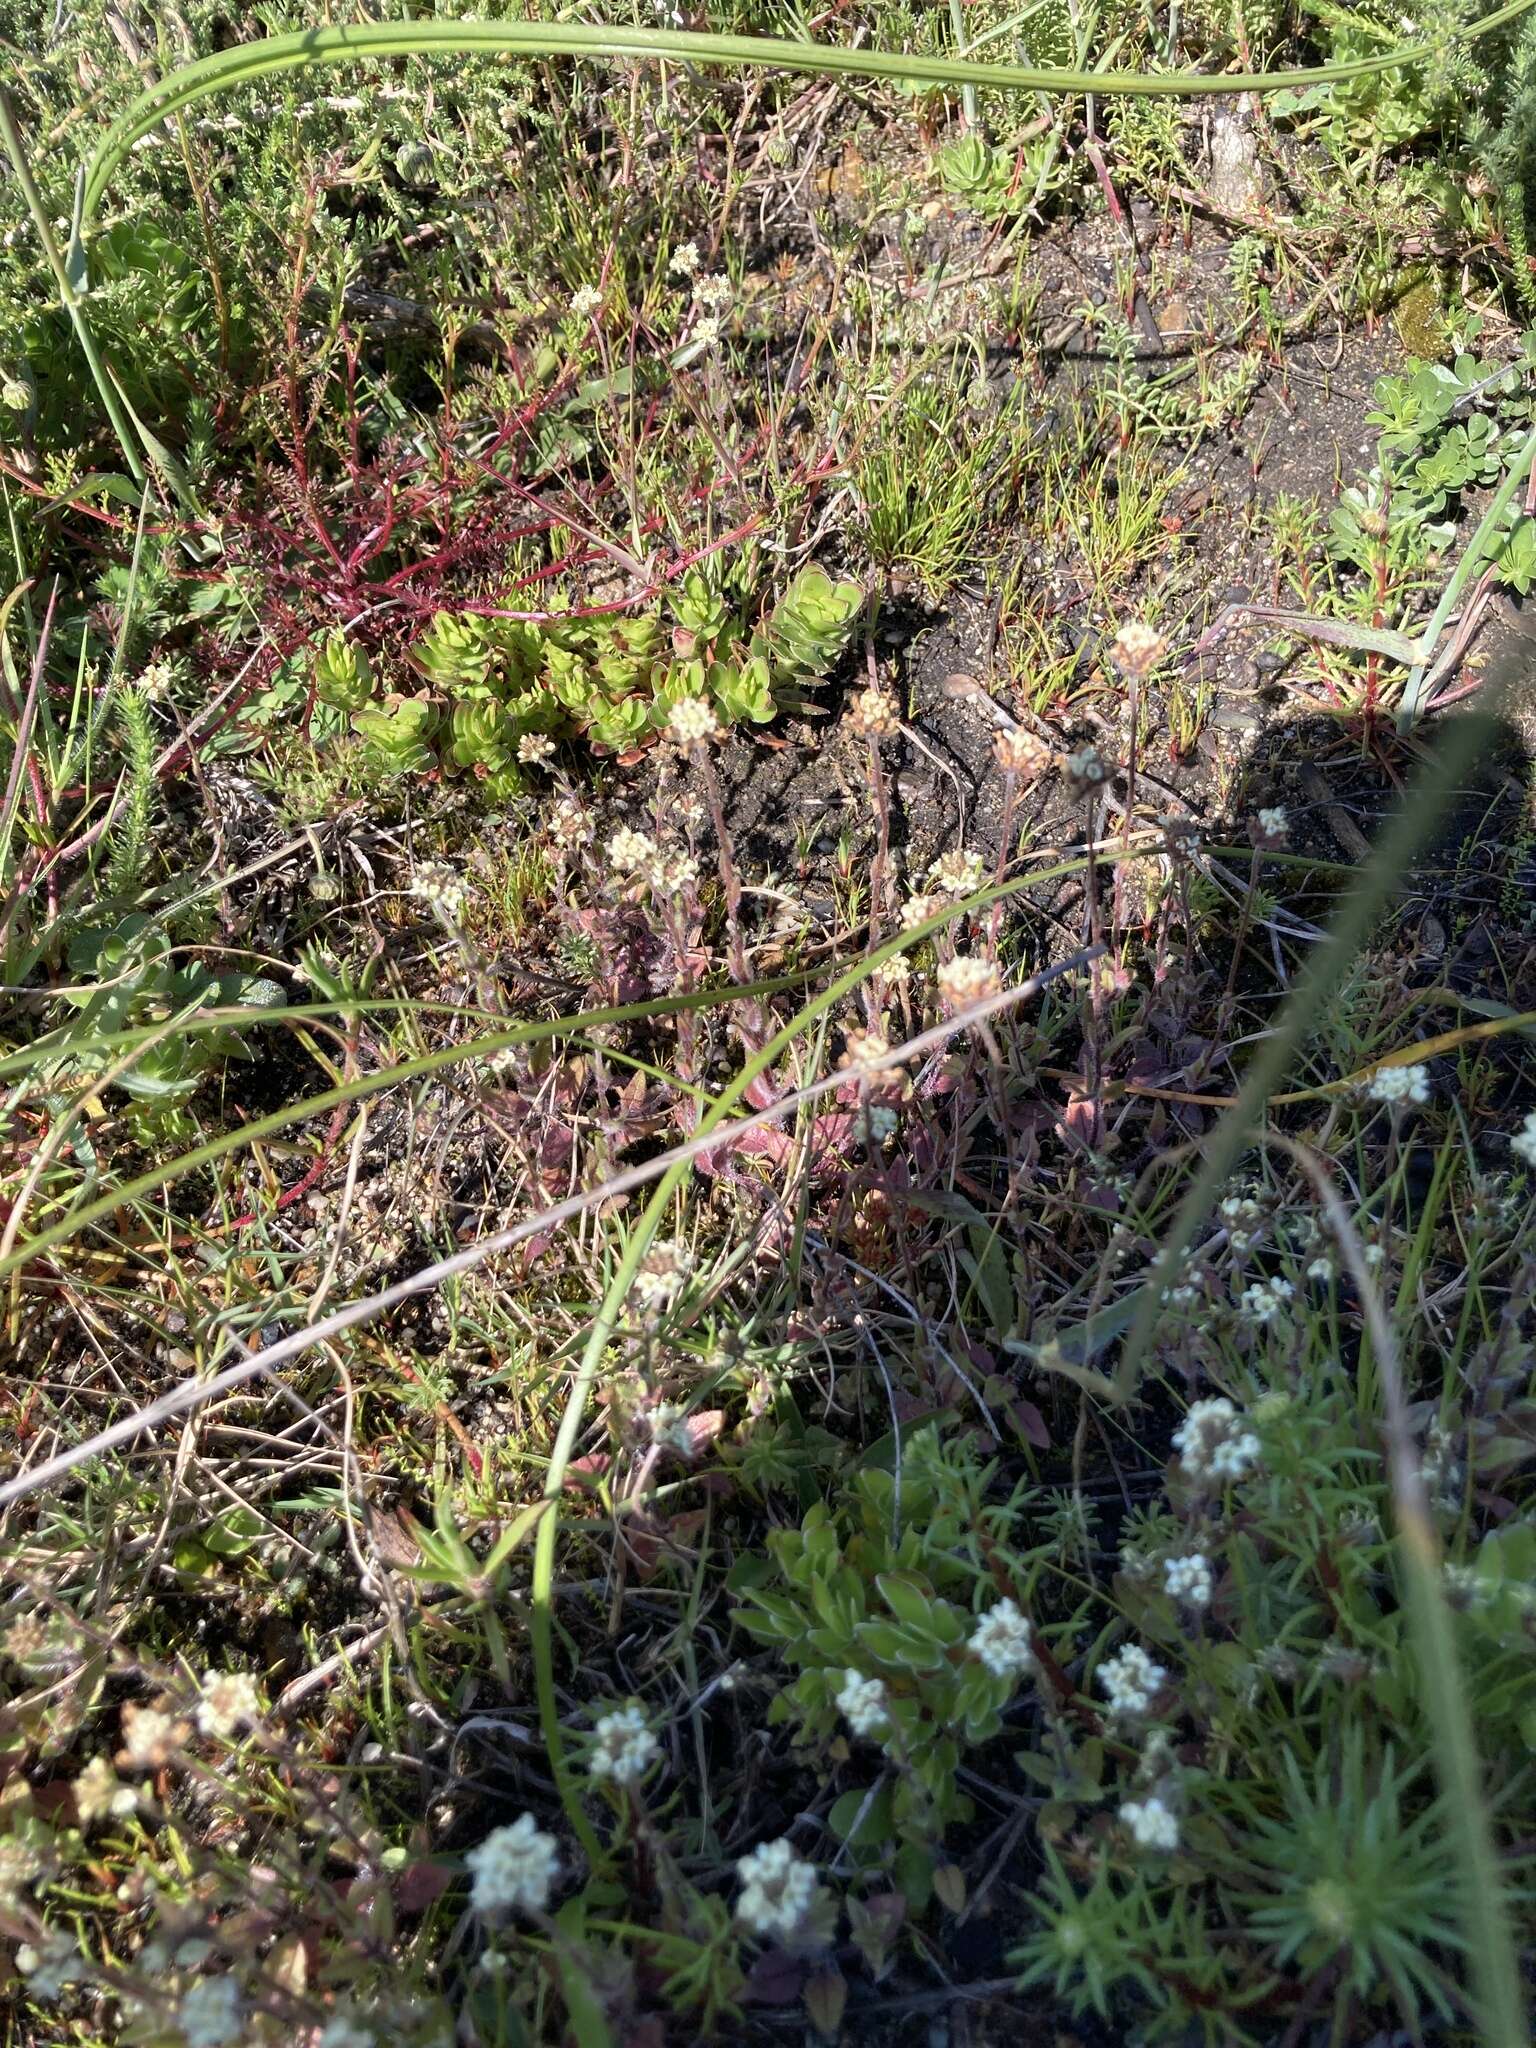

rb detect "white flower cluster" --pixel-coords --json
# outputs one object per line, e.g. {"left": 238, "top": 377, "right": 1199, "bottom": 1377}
{"left": 651, "top": 849, "right": 700, "bottom": 895}
{"left": 1119, "top": 1793, "right": 1180, "bottom": 1850}
{"left": 589, "top": 1704, "right": 660, "bottom": 1785}
{"left": 937, "top": 956, "right": 1002, "bottom": 1008}
{"left": 1218, "top": 1192, "right": 1265, "bottom": 1252}
{"left": 1256, "top": 806, "right": 1289, "bottom": 838}
{"left": 1368, "top": 1061, "right": 1429, "bottom": 1106}
{"left": 569, "top": 283, "right": 603, "bottom": 320}
{"left": 550, "top": 795, "right": 592, "bottom": 850}
{"left": 74, "top": 1755, "right": 137, "bottom": 1823}
{"left": 608, "top": 825, "right": 657, "bottom": 871}
{"left": 195, "top": 1671, "right": 264, "bottom": 1740}
{"left": 119, "top": 1702, "right": 185, "bottom": 1768}
{"left": 835, "top": 1669, "right": 889, "bottom": 1737}
{"left": 667, "top": 695, "right": 720, "bottom": 745}
{"left": 900, "top": 891, "right": 944, "bottom": 931}
{"left": 968, "top": 1597, "right": 1037, "bottom": 1679}
{"left": 466, "top": 1813, "right": 559, "bottom": 1916}
{"left": 1512, "top": 1110, "right": 1536, "bottom": 1168}
{"left": 410, "top": 860, "right": 467, "bottom": 921}
{"left": 1172, "top": 1397, "right": 1262, "bottom": 1484}
{"left": 695, "top": 271, "right": 733, "bottom": 306}
{"left": 0, "top": 1836, "right": 43, "bottom": 1905}
{"left": 670, "top": 240, "right": 702, "bottom": 278}
{"left": 632, "top": 1238, "right": 694, "bottom": 1310}
{"left": 1162, "top": 1554, "right": 1213, "bottom": 1609}
{"left": 1240, "top": 1275, "right": 1293, "bottom": 1323}
{"left": 736, "top": 1838, "right": 819, "bottom": 1940}
{"left": 1096, "top": 1643, "right": 1168, "bottom": 1718}
{"left": 927, "top": 847, "right": 986, "bottom": 897}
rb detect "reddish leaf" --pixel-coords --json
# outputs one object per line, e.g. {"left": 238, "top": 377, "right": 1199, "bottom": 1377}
{"left": 394, "top": 1860, "right": 453, "bottom": 1914}
{"left": 564, "top": 1453, "right": 612, "bottom": 1493}
{"left": 743, "top": 1949, "right": 804, "bottom": 2006}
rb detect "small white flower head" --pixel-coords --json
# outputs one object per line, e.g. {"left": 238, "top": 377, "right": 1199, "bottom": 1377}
{"left": 900, "top": 890, "right": 944, "bottom": 932}
{"left": 631, "top": 1237, "right": 694, "bottom": 1311}
{"left": 847, "top": 685, "right": 901, "bottom": 738}
{"left": 607, "top": 826, "right": 658, "bottom": 872}
{"left": 657, "top": 849, "right": 702, "bottom": 894}
{"left": 735, "top": 1838, "right": 820, "bottom": 1941}
{"left": 667, "top": 694, "right": 721, "bottom": 746}
{"left": 1, "top": 375, "right": 30, "bottom": 412}
{"left": 1367, "top": 1061, "right": 1430, "bottom": 1107}
{"left": 176, "top": 1977, "right": 243, "bottom": 2048}
{"left": 1119, "top": 1793, "right": 1180, "bottom": 1851}
{"left": 1108, "top": 620, "right": 1167, "bottom": 677}
{"left": 1097, "top": 1643, "right": 1169, "bottom": 1719}
{"left": 569, "top": 283, "right": 603, "bottom": 320}
{"left": 517, "top": 732, "right": 557, "bottom": 765}
{"left": 1306, "top": 1255, "right": 1335, "bottom": 1283}
{"left": 693, "top": 272, "right": 734, "bottom": 310}
{"left": 669, "top": 239, "right": 702, "bottom": 277}
{"left": 195, "top": 1670, "right": 264, "bottom": 1741}
{"left": 689, "top": 313, "right": 722, "bottom": 349}
{"left": 1256, "top": 806, "right": 1289, "bottom": 840}
{"left": 1172, "top": 1396, "right": 1262, "bottom": 1485}
{"left": 927, "top": 847, "right": 986, "bottom": 897}
{"left": 550, "top": 796, "right": 593, "bottom": 851}
{"left": 1512, "top": 1110, "right": 1536, "bottom": 1169}
{"left": 74, "top": 1755, "right": 138, "bottom": 1824}
{"left": 317, "top": 2019, "right": 377, "bottom": 2048}
{"left": 994, "top": 726, "right": 1053, "bottom": 778}
{"left": 411, "top": 860, "right": 466, "bottom": 921}
{"left": 840, "top": 1025, "right": 894, "bottom": 1075}
{"left": 1162, "top": 1554, "right": 1213, "bottom": 1610}
{"left": 1240, "top": 1276, "right": 1294, "bottom": 1323}
{"left": 589, "top": 1704, "right": 661, "bottom": 1785}
{"left": 0, "top": 1836, "right": 43, "bottom": 1905}
{"left": 835, "top": 1669, "right": 889, "bottom": 1738}
{"left": 466, "top": 1813, "right": 559, "bottom": 1916}
{"left": 968, "top": 1597, "right": 1037, "bottom": 1680}
{"left": 118, "top": 1702, "right": 187, "bottom": 1769}
{"left": 937, "top": 955, "right": 1003, "bottom": 1009}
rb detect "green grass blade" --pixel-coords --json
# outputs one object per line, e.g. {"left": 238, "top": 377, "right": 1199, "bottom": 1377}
{"left": 80, "top": 7, "right": 1536, "bottom": 225}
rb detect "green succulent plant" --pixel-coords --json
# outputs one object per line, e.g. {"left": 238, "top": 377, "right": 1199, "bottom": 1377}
{"left": 312, "top": 632, "right": 374, "bottom": 712}
{"left": 351, "top": 694, "right": 440, "bottom": 777}
{"left": 410, "top": 610, "right": 496, "bottom": 692}
{"left": 307, "top": 563, "right": 863, "bottom": 787}
{"left": 936, "top": 132, "right": 1019, "bottom": 215}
